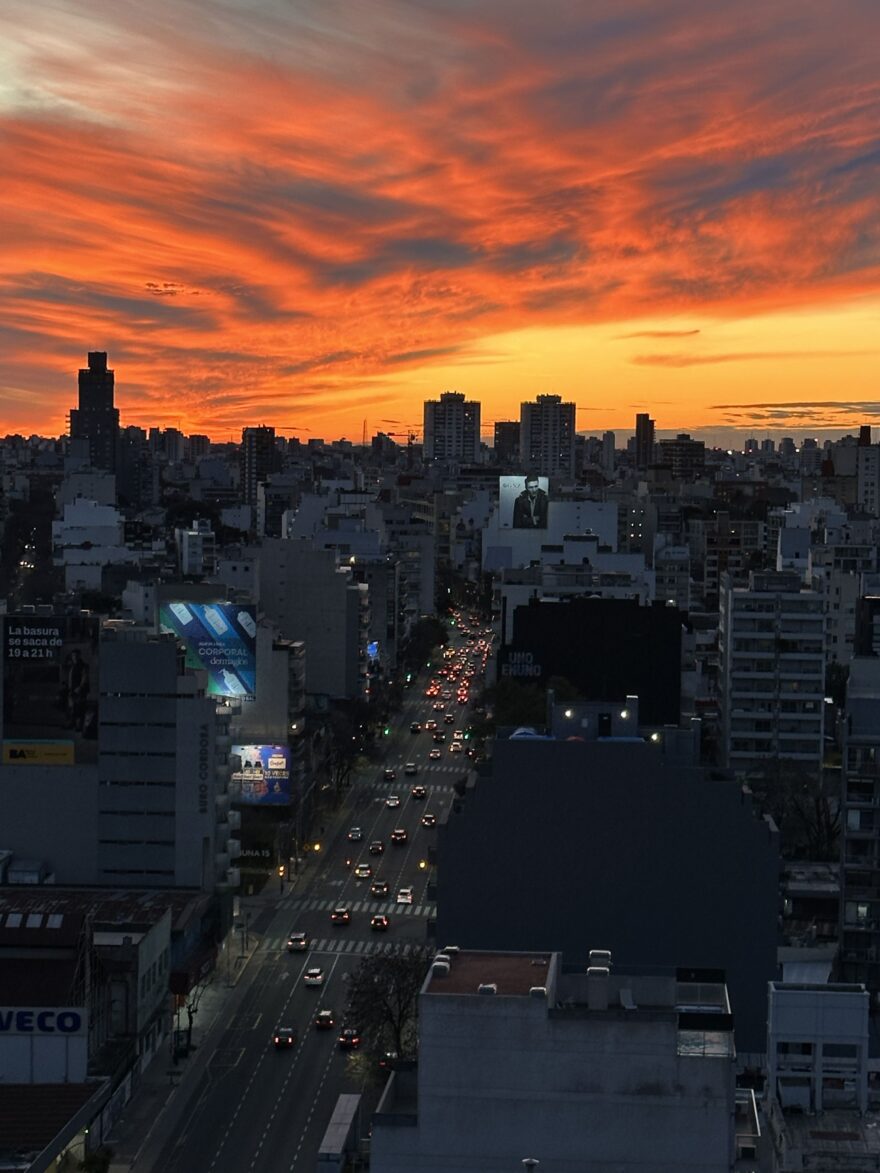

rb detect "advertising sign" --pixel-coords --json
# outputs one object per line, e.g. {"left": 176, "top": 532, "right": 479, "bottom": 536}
{"left": 230, "top": 744, "right": 291, "bottom": 805}
{"left": 2, "top": 614, "right": 99, "bottom": 765}
{"left": 499, "top": 474, "right": 550, "bottom": 529}
{"left": 0, "top": 1007, "right": 86, "bottom": 1035}
{"left": 159, "top": 602, "right": 256, "bottom": 698}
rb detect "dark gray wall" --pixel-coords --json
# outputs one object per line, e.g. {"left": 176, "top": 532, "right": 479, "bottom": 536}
{"left": 436, "top": 737, "right": 778, "bottom": 1055}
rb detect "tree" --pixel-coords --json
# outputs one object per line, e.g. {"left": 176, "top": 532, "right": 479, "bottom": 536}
{"left": 748, "top": 762, "right": 840, "bottom": 861}
{"left": 345, "top": 948, "right": 432, "bottom": 1057}
{"left": 183, "top": 972, "right": 213, "bottom": 1052}
{"left": 402, "top": 616, "right": 448, "bottom": 672}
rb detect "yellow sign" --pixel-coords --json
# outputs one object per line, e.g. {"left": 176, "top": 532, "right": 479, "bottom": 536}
{"left": 2, "top": 741, "right": 75, "bottom": 766}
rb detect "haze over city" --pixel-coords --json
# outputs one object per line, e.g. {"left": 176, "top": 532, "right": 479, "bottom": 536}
{"left": 2, "top": 0, "right": 879, "bottom": 443}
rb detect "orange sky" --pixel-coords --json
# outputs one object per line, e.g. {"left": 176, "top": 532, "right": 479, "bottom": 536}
{"left": 1, "top": 0, "right": 879, "bottom": 444}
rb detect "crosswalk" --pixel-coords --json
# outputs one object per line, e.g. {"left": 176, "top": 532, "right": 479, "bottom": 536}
{"left": 262, "top": 935, "right": 426, "bottom": 957}
{"left": 287, "top": 895, "right": 436, "bottom": 919}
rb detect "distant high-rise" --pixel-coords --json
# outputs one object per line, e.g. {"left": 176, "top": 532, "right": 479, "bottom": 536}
{"left": 634, "top": 412, "right": 655, "bottom": 471}
{"left": 519, "top": 394, "right": 575, "bottom": 478}
{"left": 493, "top": 420, "right": 520, "bottom": 465}
{"left": 241, "top": 426, "right": 278, "bottom": 506}
{"left": 423, "top": 392, "right": 481, "bottom": 462}
{"left": 69, "top": 351, "right": 119, "bottom": 472}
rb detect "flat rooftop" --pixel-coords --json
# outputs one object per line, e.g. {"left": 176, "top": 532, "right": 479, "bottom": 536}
{"left": 427, "top": 949, "right": 553, "bottom": 996}
{"left": 0, "top": 886, "right": 207, "bottom": 933}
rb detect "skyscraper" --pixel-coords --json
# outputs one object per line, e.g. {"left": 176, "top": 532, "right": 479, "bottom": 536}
{"left": 423, "top": 392, "right": 481, "bottom": 462}
{"left": 241, "top": 426, "right": 278, "bottom": 506}
{"left": 493, "top": 420, "right": 520, "bottom": 465}
{"left": 519, "top": 394, "right": 575, "bottom": 477}
{"left": 69, "top": 351, "right": 119, "bottom": 472}
{"left": 634, "top": 412, "right": 655, "bottom": 471}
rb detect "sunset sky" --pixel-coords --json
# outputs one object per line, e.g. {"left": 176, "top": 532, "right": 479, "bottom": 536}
{"left": 2, "top": 0, "right": 879, "bottom": 444}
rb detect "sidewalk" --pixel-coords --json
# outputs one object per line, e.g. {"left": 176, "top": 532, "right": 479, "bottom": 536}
{"left": 105, "top": 787, "right": 362, "bottom": 1172}
{"left": 106, "top": 884, "right": 282, "bottom": 1173}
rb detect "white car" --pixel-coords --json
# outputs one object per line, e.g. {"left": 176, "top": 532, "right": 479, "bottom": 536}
{"left": 449, "top": 742, "right": 463, "bottom": 753}
{"left": 386, "top": 794, "right": 401, "bottom": 809}
{"left": 396, "top": 887, "right": 414, "bottom": 905}
{"left": 303, "top": 967, "right": 325, "bottom": 987}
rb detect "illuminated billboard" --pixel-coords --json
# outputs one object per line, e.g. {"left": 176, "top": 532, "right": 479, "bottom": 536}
{"left": 159, "top": 602, "right": 257, "bottom": 698}
{"left": 2, "top": 614, "right": 99, "bottom": 765}
{"left": 499, "top": 474, "right": 550, "bottom": 529}
{"left": 230, "top": 744, "right": 291, "bottom": 805}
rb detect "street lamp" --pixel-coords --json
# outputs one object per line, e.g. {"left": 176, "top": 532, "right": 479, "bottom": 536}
{"left": 522, "top": 1161, "right": 540, "bottom": 1171}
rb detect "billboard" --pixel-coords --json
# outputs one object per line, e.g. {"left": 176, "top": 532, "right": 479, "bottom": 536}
{"left": 2, "top": 614, "right": 99, "bottom": 765}
{"left": 159, "top": 602, "right": 256, "bottom": 698}
{"left": 499, "top": 474, "right": 550, "bottom": 529}
{"left": 230, "top": 744, "right": 291, "bottom": 805}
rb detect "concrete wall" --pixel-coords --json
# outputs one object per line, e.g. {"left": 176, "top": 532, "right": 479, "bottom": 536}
{"left": 435, "top": 737, "right": 778, "bottom": 1057}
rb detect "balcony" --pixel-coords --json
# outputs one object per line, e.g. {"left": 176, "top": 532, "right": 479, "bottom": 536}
{"left": 228, "top": 837, "right": 242, "bottom": 860}
{"left": 227, "top": 809, "right": 241, "bottom": 831}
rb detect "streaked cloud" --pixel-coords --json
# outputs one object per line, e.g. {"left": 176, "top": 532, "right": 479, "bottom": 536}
{"left": 0, "top": 0, "right": 878, "bottom": 435}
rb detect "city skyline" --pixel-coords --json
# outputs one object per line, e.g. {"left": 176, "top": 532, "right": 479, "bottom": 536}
{"left": 2, "top": 1, "right": 879, "bottom": 441}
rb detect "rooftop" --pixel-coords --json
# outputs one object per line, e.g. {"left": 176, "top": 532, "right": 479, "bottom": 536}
{"left": 426, "top": 949, "right": 553, "bottom": 996}
{"left": 0, "top": 886, "right": 208, "bottom": 934}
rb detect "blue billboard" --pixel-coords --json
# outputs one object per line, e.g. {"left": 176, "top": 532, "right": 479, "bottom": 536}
{"left": 230, "top": 744, "right": 291, "bottom": 805}
{"left": 159, "top": 602, "right": 256, "bottom": 698}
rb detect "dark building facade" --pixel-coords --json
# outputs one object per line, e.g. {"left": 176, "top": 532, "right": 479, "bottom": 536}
{"left": 634, "top": 412, "right": 655, "bottom": 471}
{"left": 241, "top": 425, "right": 278, "bottom": 507}
{"left": 69, "top": 351, "right": 119, "bottom": 472}
{"left": 497, "top": 596, "right": 682, "bottom": 726}
{"left": 435, "top": 735, "right": 779, "bottom": 1056}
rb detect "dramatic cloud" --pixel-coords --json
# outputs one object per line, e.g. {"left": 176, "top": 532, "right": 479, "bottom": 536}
{"left": 0, "top": 0, "right": 879, "bottom": 435}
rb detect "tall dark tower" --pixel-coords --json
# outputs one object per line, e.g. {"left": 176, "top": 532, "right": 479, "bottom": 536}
{"left": 69, "top": 351, "right": 120, "bottom": 471}
{"left": 241, "top": 425, "right": 278, "bottom": 505}
{"left": 634, "top": 412, "right": 655, "bottom": 471}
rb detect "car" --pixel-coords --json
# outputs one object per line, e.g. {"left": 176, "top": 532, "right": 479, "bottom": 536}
{"left": 378, "top": 1050, "right": 398, "bottom": 1070}
{"left": 433, "top": 731, "right": 446, "bottom": 743}
{"left": 331, "top": 907, "right": 351, "bottom": 925}
{"left": 428, "top": 748, "right": 442, "bottom": 760}
{"left": 390, "top": 828, "right": 408, "bottom": 845}
{"left": 421, "top": 812, "right": 437, "bottom": 828}
{"left": 424, "top": 719, "right": 438, "bottom": 731}
{"left": 286, "top": 931, "right": 309, "bottom": 952}
{"left": 347, "top": 827, "right": 363, "bottom": 842}
{"left": 449, "top": 742, "right": 463, "bottom": 754}
{"left": 371, "top": 914, "right": 390, "bottom": 932}
{"left": 303, "top": 967, "right": 325, "bottom": 987}
{"left": 369, "top": 840, "right": 385, "bottom": 855}
{"left": 453, "top": 730, "right": 464, "bottom": 740}
{"left": 353, "top": 862, "right": 372, "bottom": 879}
{"left": 444, "top": 712, "right": 455, "bottom": 724}
{"left": 385, "top": 794, "right": 401, "bottom": 809}
{"left": 404, "top": 762, "right": 418, "bottom": 776}
{"left": 410, "top": 784, "right": 427, "bottom": 799}
{"left": 410, "top": 721, "right": 422, "bottom": 733}
{"left": 273, "top": 1026, "right": 296, "bottom": 1049}
{"left": 383, "top": 767, "right": 396, "bottom": 781}
{"left": 432, "top": 701, "right": 445, "bottom": 711}
{"left": 396, "top": 887, "right": 414, "bottom": 904}
{"left": 338, "top": 1028, "right": 361, "bottom": 1050}
{"left": 315, "top": 1009, "right": 335, "bottom": 1030}
{"left": 370, "top": 879, "right": 390, "bottom": 897}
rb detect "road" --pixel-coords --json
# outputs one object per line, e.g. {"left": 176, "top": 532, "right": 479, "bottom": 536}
{"left": 156, "top": 615, "right": 491, "bottom": 1173}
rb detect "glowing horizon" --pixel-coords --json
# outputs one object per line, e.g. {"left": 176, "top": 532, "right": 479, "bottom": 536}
{"left": 2, "top": 1, "right": 879, "bottom": 443}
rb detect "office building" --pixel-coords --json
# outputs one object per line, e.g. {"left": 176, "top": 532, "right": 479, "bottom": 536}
{"left": 258, "top": 540, "right": 370, "bottom": 699}
{"left": 718, "top": 571, "right": 825, "bottom": 772}
{"left": 69, "top": 352, "right": 119, "bottom": 472}
{"left": 240, "top": 426, "right": 278, "bottom": 507}
{"left": 634, "top": 412, "right": 655, "bottom": 471}
{"left": 839, "top": 658, "right": 880, "bottom": 993}
{"left": 492, "top": 420, "right": 520, "bottom": 465}
{"left": 656, "top": 433, "right": 705, "bottom": 480}
{"left": 370, "top": 949, "right": 736, "bottom": 1173}
{"left": 423, "top": 392, "right": 481, "bottom": 463}
{"left": 519, "top": 394, "right": 576, "bottom": 478}
{"left": 435, "top": 731, "right": 778, "bottom": 1056}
